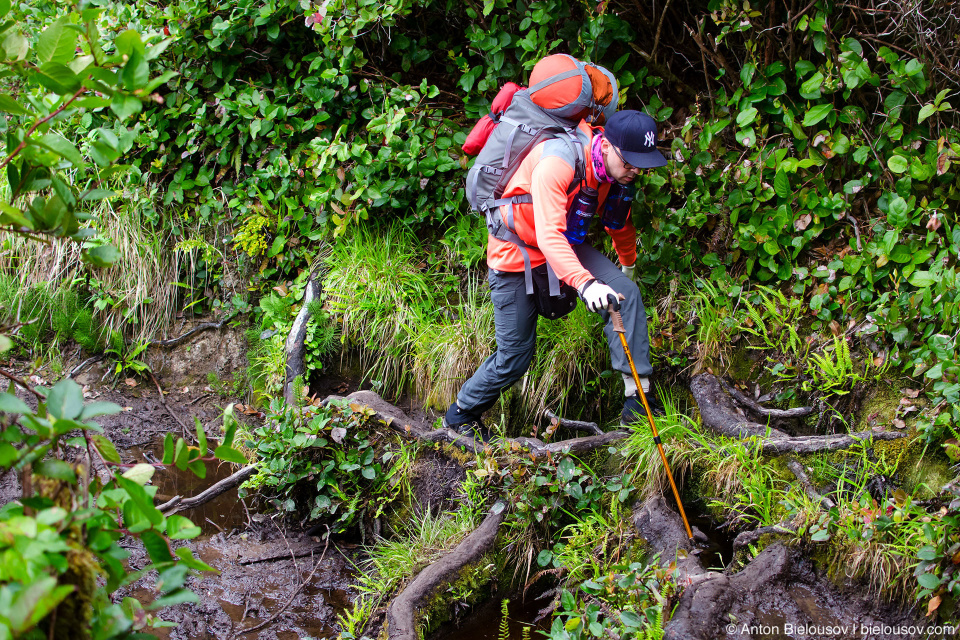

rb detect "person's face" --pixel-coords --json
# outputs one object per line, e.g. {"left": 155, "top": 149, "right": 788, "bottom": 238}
{"left": 601, "top": 136, "right": 641, "bottom": 184}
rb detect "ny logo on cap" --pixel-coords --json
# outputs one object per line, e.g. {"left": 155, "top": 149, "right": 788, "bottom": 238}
{"left": 645, "top": 131, "right": 656, "bottom": 147}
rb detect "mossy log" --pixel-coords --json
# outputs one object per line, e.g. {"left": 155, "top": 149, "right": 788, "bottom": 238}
{"left": 386, "top": 499, "right": 508, "bottom": 640}
{"left": 691, "top": 373, "right": 907, "bottom": 455}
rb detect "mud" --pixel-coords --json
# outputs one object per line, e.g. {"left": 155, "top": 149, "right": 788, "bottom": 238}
{"left": 117, "top": 525, "right": 358, "bottom": 639}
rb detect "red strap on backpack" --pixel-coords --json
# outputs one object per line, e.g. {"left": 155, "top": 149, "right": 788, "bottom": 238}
{"left": 462, "top": 82, "right": 524, "bottom": 155}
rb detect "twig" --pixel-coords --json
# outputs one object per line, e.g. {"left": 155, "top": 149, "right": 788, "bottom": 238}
{"left": 0, "top": 368, "right": 44, "bottom": 401}
{"left": 148, "top": 371, "right": 192, "bottom": 440}
{"left": 205, "top": 517, "right": 225, "bottom": 534}
{"left": 846, "top": 212, "right": 863, "bottom": 251}
{"left": 0, "top": 88, "right": 86, "bottom": 170}
{"left": 732, "top": 519, "right": 797, "bottom": 551}
{"left": 273, "top": 516, "right": 300, "bottom": 574}
{"left": 650, "top": 0, "right": 673, "bottom": 63}
{"left": 149, "top": 320, "right": 227, "bottom": 348}
{"left": 187, "top": 393, "right": 212, "bottom": 406}
{"left": 235, "top": 526, "right": 331, "bottom": 636}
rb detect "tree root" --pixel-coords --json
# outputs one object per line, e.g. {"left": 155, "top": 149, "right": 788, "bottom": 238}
{"left": 732, "top": 520, "right": 797, "bottom": 552}
{"left": 786, "top": 459, "right": 836, "bottom": 509}
{"left": 691, "top": 373, "right": 906, "bottom": 454}
{"left": 718, "top": 378, "right": 814, "bottom": 419}
{"left": 149, "top": 319, "right": 227, "bottom": 348}
{"left": 158, "top": 464, "right": 257, "bottom": 515}
{"left": 386, "top": 500, "right": 508, "bottom": 640}
{"left": 325, "top": 391, "right": 628, "bottom": 459}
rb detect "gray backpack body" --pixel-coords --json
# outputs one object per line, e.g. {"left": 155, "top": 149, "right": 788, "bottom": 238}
{"left": 465, "top": 90, "right": 587, "bottom": 297}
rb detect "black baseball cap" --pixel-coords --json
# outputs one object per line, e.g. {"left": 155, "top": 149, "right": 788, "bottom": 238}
{"left": 604, "top": 110, "right": 668, "bottom": 168}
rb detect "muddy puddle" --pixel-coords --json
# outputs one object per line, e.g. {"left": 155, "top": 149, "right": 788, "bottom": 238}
{"left": 128, "top": 440, "right": 248, "bottom": 536}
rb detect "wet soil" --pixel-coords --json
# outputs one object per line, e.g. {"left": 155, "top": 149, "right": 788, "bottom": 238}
{"left": 1, "top": 357, "right": 363, "bottom": 640}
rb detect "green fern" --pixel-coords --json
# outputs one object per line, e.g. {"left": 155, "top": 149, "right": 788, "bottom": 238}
{"left": 497, "top": 598, "right": 510, "bottom": 640}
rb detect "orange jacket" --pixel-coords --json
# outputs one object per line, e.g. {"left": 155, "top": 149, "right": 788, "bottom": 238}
{"left": 486, "top": 122, "right": 637, "bottom": 291}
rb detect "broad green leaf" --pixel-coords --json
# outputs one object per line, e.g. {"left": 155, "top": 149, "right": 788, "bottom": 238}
{"left": 167, "top": 515, "right": 201, "bottom": 540}
{"left": 139, "top": 529, "right": 174, "bottom": 563}
{"left": 37, "top": 17, "right": 77, "bottom": 65}
{"left": 0, "top": 335, "right": 10, "bottom": 353}
{"left": 174, "top": 438, "right": 188, "bottom": 470}
{"left": 917, "top": 572, "right": 941, "bottom": 590}
{"left": 886, "top": 196, "right": 910, "bottom": 228}
{"left": 34, "top": 62, "right": 81, "bottom": 94}
{"left": 2, "top": 31, "right": 28, "bottom": 61}
{"left": 122, "top": 463, "right": 156, "bottom": 485}
{"left": 620, "top": 610, "right": 643, "bottom": 628}
{"left": 0, "top": 201, "right": 33, "bottom": 228}
{"left": 0, "top": 391, "right": 30, "bottom": 414}
{"left": 35, "top": 132, "right": 84, "bottom": 167}
{"left": 110, "top": 93, "right": 142, "bottom": 121}
{"left": 175, "top": 546, "right": 216, "bottom": 571}
{"left": 121, "top": 49, "right": 148, "bottom": 90}
{"left": 79, "top": 401, "right": 122, "bottom": 420}
{"left": 774, "top": 171, "right": 790, "bottom": 199}
{"left": 34, "top": 459, "right": 77, "bottom": 482}
{"left": 802, "top": 104, "right": 833, "bottom": 127}
{"left": 85, "top": 244, "right": 121, "bottom": 267}
{"left": 46, "top": 379, "right": 84, "bottom": 420}
{"left": 0, "top": 94, "right": 28, "bottom": 115}
{"left": 117, "top": 476, "right": 163, "bottom": 525}
{"left": 92, "top": 434, "right": 121, "bottom": 464}
{"left": 887, "top": 155, "right": 909, "bottom": 173}
{"left": 918, "top": 104, "right": 937, "bottom": 123}
{"left": 213, "top": 445, "right": 247, "bottom": 464}
{"left": 736, "top": 106, "right": 757, "bottom": 127}
{"left": 907, "top": 271, "right": 935, "bottom": 288}
{"left": 6, "top": 576, "right": 74, "bottom": 633}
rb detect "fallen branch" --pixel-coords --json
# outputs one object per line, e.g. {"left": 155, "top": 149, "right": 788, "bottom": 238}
{"left": 68, "top": 355, "right": 103, "bottom": 379}
{"left": 719, "top": 378, "right": 814, "bottom": 419}
{"left": 149, "top": 320, "right": 227, "bottom": 348}
{"left": 691, "top": 374, "right": 907, "bottom": 454}
{"left": 387, "top": 500, "right": 507, "bottom": 640}
{"left": 158, "top": 464, "right": 257, "bottom": 514}
{"left": 543, "top": 410, "right": 602, "bottom": 436}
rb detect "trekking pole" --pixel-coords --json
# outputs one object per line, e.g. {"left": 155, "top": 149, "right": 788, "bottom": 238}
{"left": 608, "top": 298, "right": 694, "bottom": 542}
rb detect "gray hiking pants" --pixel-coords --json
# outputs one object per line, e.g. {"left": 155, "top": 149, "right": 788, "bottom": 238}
{"left": 455, "top": 243, "right": 652, "bottom": 415}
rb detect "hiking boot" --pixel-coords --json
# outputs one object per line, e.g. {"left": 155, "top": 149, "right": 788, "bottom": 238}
{"left": 620, "top": 393, "right": 665, "bottom": 425}
{"left": 443, "top": 402, "right": 491, "bottom": 442}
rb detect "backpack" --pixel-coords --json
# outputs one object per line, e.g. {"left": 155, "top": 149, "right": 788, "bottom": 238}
{"left": 462, "top": 54, "right": 618, "bottom": 298}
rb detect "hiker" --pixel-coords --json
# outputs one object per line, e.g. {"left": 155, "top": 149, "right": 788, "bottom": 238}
{"left": 445, "top": 106, "right": 670, "bottom": 440}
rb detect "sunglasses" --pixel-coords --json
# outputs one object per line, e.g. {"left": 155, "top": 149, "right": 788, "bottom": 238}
{"left": 608, "top": 142, "right": 638, "bottom": 172}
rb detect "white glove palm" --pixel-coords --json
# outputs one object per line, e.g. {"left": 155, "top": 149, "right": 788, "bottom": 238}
{"left": 578, "top": 279, "right": 620, "bottom": 313}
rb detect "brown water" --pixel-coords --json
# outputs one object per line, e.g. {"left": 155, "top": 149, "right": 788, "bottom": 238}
{"left": 128, "top": 442, "right": 248, "bottom": 535}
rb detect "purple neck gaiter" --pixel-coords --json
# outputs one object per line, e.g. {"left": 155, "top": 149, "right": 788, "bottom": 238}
{"left": 591, "top": 133, "right": 613, "bottom": 184}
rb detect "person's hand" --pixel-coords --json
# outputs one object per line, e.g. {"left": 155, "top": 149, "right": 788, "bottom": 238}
{"left": 621, "top": 262, "right": 636, "bottom": 281}
{"left": 578, "top": 279, "right": 620, "bottom": 313}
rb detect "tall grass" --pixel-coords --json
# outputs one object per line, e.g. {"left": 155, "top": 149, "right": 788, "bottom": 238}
{"left": 0, "top": 188, "right": 184, "bottom": 347}
{"left": 323, "top": 224, "right": 445, "bottom": 399}
{"left": 518, "top": 305, "right": 609, "bottom": 424}
{"left": 412, "top": 274, "right": 494, "bottom": 410}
